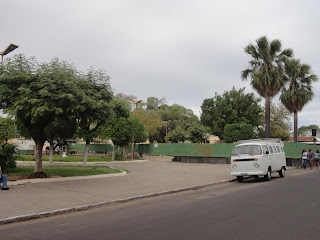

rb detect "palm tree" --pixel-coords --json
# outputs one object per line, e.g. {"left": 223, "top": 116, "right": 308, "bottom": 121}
{"left": 280, "top": 58, "right": 318, "bottom": 142}
{"left": 241, "top": 36, "right": 293, "bottom": 138}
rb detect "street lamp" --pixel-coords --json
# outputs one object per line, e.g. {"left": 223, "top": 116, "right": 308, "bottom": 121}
{"left": 128, "top": 100, "right": 142, "bottom": 160}
{"left": 0, "top": 43, "right": 19, "bottom": 64}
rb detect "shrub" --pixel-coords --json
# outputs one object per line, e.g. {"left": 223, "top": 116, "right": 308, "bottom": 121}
{"left": 115, "top": 147, "right": 125, "bottom": 160}
{"left": 0, "top": 143, "right": 16, "bottom": 173}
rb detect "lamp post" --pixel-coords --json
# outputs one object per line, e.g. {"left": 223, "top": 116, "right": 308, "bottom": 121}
{"left": 0, "top": 43, "right": 19, "bottom": 64}
{"left": 128, "top": 100, "right": 142, "bottom": 160}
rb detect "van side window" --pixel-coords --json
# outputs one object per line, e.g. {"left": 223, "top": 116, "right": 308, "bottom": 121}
{"left": 262, "top": 146, "right": 268, "bottom": 154}
{"left": 272, "top": 146, "right": 277, "bottom": 153}
{"left": 276, "top": 146, "right": 280, "bottom": 153}
{"left": 268, "top": 146, "right": 273, "bottom": 153}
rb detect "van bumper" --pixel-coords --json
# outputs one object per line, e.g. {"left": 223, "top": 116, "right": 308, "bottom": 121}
{"left": 231, "top": 171, "right": 265, "bottom": 176}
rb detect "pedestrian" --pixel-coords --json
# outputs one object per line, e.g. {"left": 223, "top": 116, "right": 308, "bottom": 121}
{"left": 315, "top": 150, "right": 319, "bottom": 169}
{"left": 302, "top": 149, "right": 308, "bottom": 169}
{"left": 308, "top": 148, "right": 313, "bottom": 170}
{"left": 0, "top": 168, "right": 9, "bottom": 190}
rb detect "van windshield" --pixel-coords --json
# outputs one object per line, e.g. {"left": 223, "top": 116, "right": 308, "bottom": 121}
{"left": 232, "top": 145, "right": 262, "bottom": 156}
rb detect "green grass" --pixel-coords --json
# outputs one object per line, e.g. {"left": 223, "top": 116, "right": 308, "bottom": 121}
{"left": 6, "top": 166, "right": 123, "bottom": 177}
{"left": 15, "top": 155, "right": 142, "bottom": 162}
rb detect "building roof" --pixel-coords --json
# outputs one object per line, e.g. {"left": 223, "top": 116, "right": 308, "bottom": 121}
{"left": 289, "top": 136, "right": 317, "bottom": 142}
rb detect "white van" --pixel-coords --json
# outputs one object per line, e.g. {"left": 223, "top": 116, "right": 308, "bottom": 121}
{"left": 230, "top": 138, "right": 286, "bottom": 182}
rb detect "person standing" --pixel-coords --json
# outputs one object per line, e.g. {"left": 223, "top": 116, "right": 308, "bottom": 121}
{"left": 302, "top": 149, "right": 308, "bottom": 169}
{"left": 308, "top": 148, "right": 314, "bottom": 170}
{"left": 315, "top": 150, "right": 319, "bottom": 169}
{"left": 0, "top": 168, "right": 9, "bottom": 190}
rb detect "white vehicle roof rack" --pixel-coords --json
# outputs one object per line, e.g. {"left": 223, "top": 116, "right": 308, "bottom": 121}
{"left": 237, "top": 138, "right": 282, "bottom": 144}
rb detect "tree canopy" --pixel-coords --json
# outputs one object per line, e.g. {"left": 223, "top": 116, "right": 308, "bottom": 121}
{"left": 280, "top": 58, "right": 318, "bottom": 142}
{"left": 0, "top": 117, "right": 16, "bottom": 143}
{"left": 241, "top": 36, "right": 293, "bottom": 138}
{"left": 0, "top": 54, "right": 113, "bottom": 173}
{"left": 200, "top": 87, "right": 263, "bottom": 139}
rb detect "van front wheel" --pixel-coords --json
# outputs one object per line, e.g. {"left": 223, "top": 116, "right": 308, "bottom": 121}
{"left": 264, "top": 168, "right": 271, "bottom": 181}
{"left": 279, "top": 167, "right": 285, "bottom": 178}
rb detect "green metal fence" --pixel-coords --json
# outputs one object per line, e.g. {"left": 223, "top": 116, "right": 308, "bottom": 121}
{"left": 137, "top": 143, "right": 318, "bottom": 159}
{"left": 64, "top": 142, "right": 319, "bottom": 159}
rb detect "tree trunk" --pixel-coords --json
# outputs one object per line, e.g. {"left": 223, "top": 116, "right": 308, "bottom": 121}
{"left": 123, "top": 145, "right": 128, "bottom": 157}
{"left": 34, "top": 138, "right": 45, "bottom": 173}
{"left": 59, "top": 145, "right": 63, "bottom": 161}
{"left": 48, "top": 139, "right": 54, "bottom": 165}
{"left": 265, "top": 95, "right": 271, "bottom": 138}
{"left": 112, "top": 144, "right": 115, "bottom": 161}
{"left": 294, "top": 110, "right": 298, "bottom": 143}
{"left": 82, "top": 139, "right": 90, "bottom": 167}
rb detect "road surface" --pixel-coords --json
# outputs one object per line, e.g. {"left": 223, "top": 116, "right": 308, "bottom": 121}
{"left": 1, "top": 169, "right": 319, "bottom": 240}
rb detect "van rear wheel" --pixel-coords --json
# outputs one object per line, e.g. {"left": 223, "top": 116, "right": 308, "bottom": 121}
{"left": 264, "top": 168, "right": 271, "bottom": 181}
{"left": 237, "top": 176, "right": 243, "bottom": 182}
{"left": 279, "top": 167, "right": 285, "bottom": 178}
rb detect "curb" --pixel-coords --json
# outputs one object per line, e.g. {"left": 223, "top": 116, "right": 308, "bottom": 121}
{"left": 8, "top": 171, "right": 127, "bottom": 186}
{"left": 0, "top": 179, "right": 233, "bottom": 225}
{"left": 8, "top": 166, "right": 127, "bottom": 186}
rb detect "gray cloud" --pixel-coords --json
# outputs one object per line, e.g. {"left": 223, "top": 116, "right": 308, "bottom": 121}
{"left": 1, "top": 0, "right": 320, "bottom": 127}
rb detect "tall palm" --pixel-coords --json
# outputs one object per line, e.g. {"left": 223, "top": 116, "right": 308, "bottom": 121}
{"left": 280, "top": 58, "right": 318, "bottom": 142}
{"left": 241, "top": 36, "right": 293, "bottom": 138}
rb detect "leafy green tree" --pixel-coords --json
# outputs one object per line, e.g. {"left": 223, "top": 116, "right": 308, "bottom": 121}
{"left": 134, "top": 109, "right": 165, "bottom": 142}
{"left": 104, "top": 116, "right": 147, "bottom": 156}
{"left": 298, "top": 125, "right": 320, "bottom": 137}
{"left": 115, "top": 93, "right": 137, "bottom": 102}
{"left": 187, "top": 124, "right": 211, "bottom": 143}
{"left": 156, "top": 104, "right": 199, "bottom": 142}
{"left": 223, "top": 123, "right": 254, "bottom": 143}
{"left": 145, "top": 97, "right": 166, "bottom": 111}
{"left": 0, "top": 55, "right": 82, "bottom": 174}
{"left": 280, "top": 59, "right": 318, "bottom": 142}
{"left": 45, "top": 116, "right": 78, "bottom": 164}
{"left": 76, "top": 68, "right": 113, "bottom": 167}
{"left": 167, "top": 127, "right": 188, "bottom": 143}
{"left": 101, "top": 99, "right": 147, "bottom": 158}
{"left": 0, "top": 55, "right": 113, "bottom": 174}
{"left": 130, "top": 117, "right": 148, "bottom": 144}
{"left": 241, "top": 36, "right": 293, "bottom": 138}
{"left": 0, "top": 117, "right": 16, "bottom": 143}
{"left": 0, "top": 143, "right": 16, "bottom": 173}
{"left": 270, "top": 103, "right": 292, "bottom": 141}
{"left": 201, "top": 87, "right": 263, "bottom": 139}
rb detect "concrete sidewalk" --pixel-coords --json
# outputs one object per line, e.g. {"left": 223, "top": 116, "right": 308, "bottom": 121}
{"left": 0, "top": 156, "right": 301, "bottom": 224}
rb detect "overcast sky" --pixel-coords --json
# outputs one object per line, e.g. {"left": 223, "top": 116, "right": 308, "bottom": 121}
{"left": 2, "top": 0, "right": 320, "bottom": 128}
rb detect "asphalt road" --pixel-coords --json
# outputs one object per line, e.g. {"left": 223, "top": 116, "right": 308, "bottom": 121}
{"left": 1, "top": 169, "right": 319, "bottom": 240}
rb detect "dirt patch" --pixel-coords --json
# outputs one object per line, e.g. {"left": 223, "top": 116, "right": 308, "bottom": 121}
{"left": 8, "top": 175, "right": 62, "bottom": 181}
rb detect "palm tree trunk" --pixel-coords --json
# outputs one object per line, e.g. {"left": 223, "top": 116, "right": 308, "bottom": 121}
{"left": 294, "top": 110, "right": 298, "bottom": 143}
{"left": 265, "top": 95, "right": 271, "bottom": 138}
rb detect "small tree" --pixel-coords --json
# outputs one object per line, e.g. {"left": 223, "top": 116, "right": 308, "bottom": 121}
{"left": 0, "top": 117, "right": 16, "bottom": 143}
{"left": 187, "top": 124, "right": 211, "bottom": 143}
{"left": 75, "top": 69, "right": 113, "bottom": 167}
{"left": 168, "top": 127, "right": 188, "bottom": 143}
{"left": 0, "top": 143, "right": 16, "bottom": 173}
{"left": 201, "top": 87, "right": 262, "bottom": 139}
{"left": 223, "top": 123, "right": 254, "bottom": 143}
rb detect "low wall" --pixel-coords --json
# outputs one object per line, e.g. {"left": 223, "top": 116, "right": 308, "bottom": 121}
{"left": 173, "top": 156, "right": 302, "bottom": 167}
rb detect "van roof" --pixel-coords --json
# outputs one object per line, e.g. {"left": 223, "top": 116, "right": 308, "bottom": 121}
{"left": 237, "top": 138, "right": 282, "bottom": 144}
